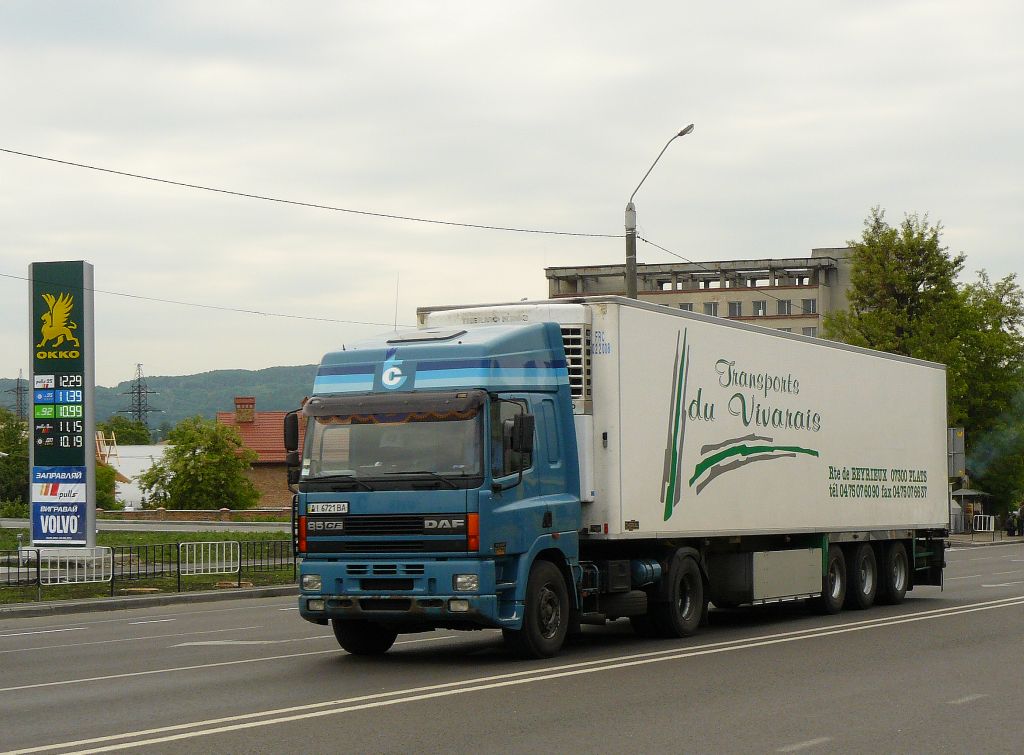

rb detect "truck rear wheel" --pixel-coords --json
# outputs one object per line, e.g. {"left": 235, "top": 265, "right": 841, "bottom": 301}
{"left": 877, "top": 542, "right": 909, "bottom": 605}
{"left": 844, "top": 543, "right": 877, "bottom": 610}
{"left": 812, "top": 545, "right": 846, "bottom": 614}
{"left": 503, "top": 560, "right": 569, "bottom": 659}
{"left": 332, "top": 619, "right": 398, "bottom": 655}
{"left": 651, "top": 555, "right": 704, "bottom": 638}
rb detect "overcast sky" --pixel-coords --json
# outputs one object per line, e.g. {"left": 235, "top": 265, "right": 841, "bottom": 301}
{"left": 2, "top": 1, "right": 1021, "bottom": 387}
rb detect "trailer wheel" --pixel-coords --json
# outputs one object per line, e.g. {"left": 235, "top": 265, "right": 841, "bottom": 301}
{"left": 844, "top": 543, "right": 877, "bottom": 610}
{"left": 877, "top": 542, "right": 909, "bottom": 605}
{"left": 812, "top": 545, "right": 846, "bottom": 614}
{"left": 503, "top": 560, "right": 569, "bottom": 659}
{"left": 651, "top": 556, "right": 703, "bottom": 638}
{"left": 332, "top": 619, "right": 398, "bottom": 655}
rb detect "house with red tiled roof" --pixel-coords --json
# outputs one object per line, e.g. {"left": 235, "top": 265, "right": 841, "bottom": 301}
{"left": 216, "top": 396, "right": 304, "bottom": 506}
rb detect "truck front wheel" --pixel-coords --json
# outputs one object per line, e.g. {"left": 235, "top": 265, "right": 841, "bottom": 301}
{"left": 503, "top": 560, "right": 569, "bottom": 659}
{"left": 332, "top": 619, "right": 398, "bottom": 655}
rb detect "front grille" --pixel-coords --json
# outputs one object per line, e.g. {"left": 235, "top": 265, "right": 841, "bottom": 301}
{"left": 341, "top": 516, "right": 425, "bottom": 535}
{"left": 346, "top": 563, "right": 426, "bottom": 576}
{"left": 305, "top": 540, "right": 465, "bottom": 554}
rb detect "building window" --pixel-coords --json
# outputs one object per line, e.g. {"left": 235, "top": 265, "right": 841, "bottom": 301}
{"left": 802, "top": 327, "right": 818, "bottom": 337}
{"left": 777, "top": 299, "right": 792, "bottom": 315}
{"left": 778, "top": 328, "right": 792, "bottom": 333}
{"left": 678, "top": 303, "right": 694, "bottom": 312}
{"left": 753, "top": 300, "right": 767, "bottom": 316}
{"left": 704, "top": 302, "right": 719, "bottom": 317}
{"left": 801, "top": 298, "right": 817, "bottom": 315}
{"left": 728, "top": 301, "right": 742, "bottom": 317}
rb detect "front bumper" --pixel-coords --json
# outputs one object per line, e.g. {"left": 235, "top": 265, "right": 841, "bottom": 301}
{"left": 298, "top": 557, "right": 512, "bottom": 629}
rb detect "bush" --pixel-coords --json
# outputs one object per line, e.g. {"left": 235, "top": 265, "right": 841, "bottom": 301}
{"left": 0, "top": 500, "right": 29, "bottom": 518}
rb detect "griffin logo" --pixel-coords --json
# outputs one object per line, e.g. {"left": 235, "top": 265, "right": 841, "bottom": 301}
{"left": 36, "top": 293, "right": 80, "bottom": 351}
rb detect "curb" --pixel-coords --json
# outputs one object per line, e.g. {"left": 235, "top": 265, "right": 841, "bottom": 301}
{"left": 0, "top": 585, "right": 299, "bottom": 620}
{"left": 947, "top": 537, "right": 1024, "bottom": 548}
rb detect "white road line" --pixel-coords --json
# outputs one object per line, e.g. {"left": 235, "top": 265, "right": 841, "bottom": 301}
{"left": 173, "top": 637, "right": 331, "bottom": 647}
{"left": 992, "top": 570, "right": 1024, "bottom": 576}
{"left": 0, "top": 627, "right": 264, "bottom": 655}
{"left": 0, "top": 627, "right": 84, "bottom": 639}
{"left": 128, "top": 619, "right": 176, "bottom": 625}
{"left": 982, "top": 581, "right": 1024, "bottom": 587}
{"left": 945, "top": 575, "right": 982, "bottom": 581}
{"left": 10, "top": 595, "right": 1024, "bottom": 755}
{"left": 278, "top": 607, "right": 299, "bottom": 611}
{"left": 778, "top": 737, "right": 832, "bottom": 752}
{"left": 947, "top": 693, "right": 988, "bottom": 705}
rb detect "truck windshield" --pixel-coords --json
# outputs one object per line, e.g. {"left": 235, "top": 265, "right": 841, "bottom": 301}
{"left": 302, "top": 392, "right": 484, "bottom": 479}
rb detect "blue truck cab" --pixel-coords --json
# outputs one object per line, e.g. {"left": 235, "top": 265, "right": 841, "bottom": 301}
{"left": 289, "top": 322, "right": 583, "bottom": 657}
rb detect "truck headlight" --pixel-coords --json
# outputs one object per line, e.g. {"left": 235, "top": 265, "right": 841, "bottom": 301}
{"left": 307, "top": 599, "right": 326, "bottom": 612}
{"left": 453, "top": 574, "right": 479, "bottom": 592}
{"left": 301, "top": 574, "right": 322, "bottom": 591}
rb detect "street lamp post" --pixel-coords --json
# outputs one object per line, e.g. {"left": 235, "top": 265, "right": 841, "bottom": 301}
{"left": 625, "top": 124, "right": 694, "bottom": 299}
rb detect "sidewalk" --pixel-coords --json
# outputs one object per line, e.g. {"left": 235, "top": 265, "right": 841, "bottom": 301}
{"left": 0, "top": 584, "right": 298, "bottom": 620}
{"left": 948, "top": 532, "right": 1024, "bottom": 547}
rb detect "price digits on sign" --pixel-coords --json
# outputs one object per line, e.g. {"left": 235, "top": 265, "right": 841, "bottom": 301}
{"left": 33, "top": 373, "right": 86, "bottom": 461}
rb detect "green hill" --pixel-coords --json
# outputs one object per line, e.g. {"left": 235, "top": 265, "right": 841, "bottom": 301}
{"left": 1, "top": 365, "right": 318, "bottom": 432}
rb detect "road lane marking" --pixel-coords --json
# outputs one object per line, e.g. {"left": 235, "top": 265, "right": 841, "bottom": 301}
{"left": 992, "top": 570, "right": 1024, "bottom": 576}
{"left": 11, "top": 595, "right": 1024, "bottom": 755}
{"left": 0, "top": 627, "right": 84, "bottom": 639}
{"left": 173, "top": 638, "right": 331, "bottom": 647}
{"left": 128, "top": 619, "right": 176, "bottom": 625}
{"left": 0, "top": 627, "right": 264, "bottom": 656}
{"left": 945, "top": 575, "right": 982, "bottom": 581}
{"left": 778, "top": 737, "right": 831, "bottom": 752}
{"left": 982, "top": 581, "right": 1024, "bottom": 587}
{"left": 278, "top": 607, "right": 299, "bottom": 611}
{"left": 947, "top": 693, "right": 988, "bottom": 705}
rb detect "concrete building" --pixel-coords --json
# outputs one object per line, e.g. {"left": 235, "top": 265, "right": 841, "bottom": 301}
{"left": 546, "top": 247, "right": 852, "bottom": 337}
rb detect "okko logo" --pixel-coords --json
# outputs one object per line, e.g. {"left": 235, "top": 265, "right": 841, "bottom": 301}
{"left": 380, "top": 348, "right": 410, "bottom": 390}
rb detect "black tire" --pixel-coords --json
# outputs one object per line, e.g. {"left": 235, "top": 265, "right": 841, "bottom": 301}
{"left": 332, "top": 619, "right": 398, "bottom": 655}
{"left": 503, "top": 560, "right": 569, "bottom": 659}
{"left": 877, "top": 541, "right": 909, "bottom": 605}
{"left": 844, "top": 543, "right": 878, "bottom": 610}
{"left": 812, "top": 545, "right": 846, "bottom": 614}
{"left": 650, "top": 555, "right": 704, "bottom": 638}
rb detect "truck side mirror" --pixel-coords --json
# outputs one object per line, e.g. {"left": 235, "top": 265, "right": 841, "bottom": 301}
{"left": 284, "top": 411, "right": 299, "bottom": 453}
{"left": 510, "top": 414, "right": 535, "bottom": 455}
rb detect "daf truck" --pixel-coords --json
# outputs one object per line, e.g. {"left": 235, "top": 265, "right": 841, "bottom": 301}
{"left": 285, "top": 297, "right": 947, "bottom": 658}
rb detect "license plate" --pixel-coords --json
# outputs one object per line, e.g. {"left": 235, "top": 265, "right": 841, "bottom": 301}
{"left": 307, "top": 502, "right": 349, "bottom": 514}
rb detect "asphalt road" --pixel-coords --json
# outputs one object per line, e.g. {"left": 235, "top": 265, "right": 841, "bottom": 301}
{"left": 1, "top": 544, "right": 1023, "bottom": 754}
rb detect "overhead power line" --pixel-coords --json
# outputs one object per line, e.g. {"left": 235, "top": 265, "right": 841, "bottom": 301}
{"left": 0, "top": 147, "right": 623, "bottom": 239}
{"left": 0, "top": 270, "right": 412, "bottom": 328}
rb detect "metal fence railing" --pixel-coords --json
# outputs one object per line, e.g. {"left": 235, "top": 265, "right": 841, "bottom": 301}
{"left": 0, "top": 540, "right": 296, "bottom": 601}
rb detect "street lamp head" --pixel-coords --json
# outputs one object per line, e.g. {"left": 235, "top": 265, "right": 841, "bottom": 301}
{"left": 678, "top": 124, "right": 695, "bottom": 137}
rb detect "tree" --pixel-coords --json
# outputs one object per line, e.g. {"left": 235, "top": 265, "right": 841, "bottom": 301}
{"left": 97, "top": 416, "right": 151, "bottom": 445}
{"left": 95, "top": 463, "right": 123, "bottom": 510}
{"left": 825, "top": 207, "right": 1024, "bottom": 508}
{"left": 138, "top": 416, "right": 259, "bottom": 509}
{"left": 0, "top": 407, "right": 29, "bottom": 503}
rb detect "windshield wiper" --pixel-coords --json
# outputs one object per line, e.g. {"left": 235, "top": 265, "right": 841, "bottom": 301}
{"left": 382, "top": 470, "right": 460, "bottom": 490}
{"left": 303, "top": 474, "right": 374, "bottom": 491}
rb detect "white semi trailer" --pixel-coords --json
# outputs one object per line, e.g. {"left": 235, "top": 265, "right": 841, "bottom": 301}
{"left": 293, "top": 297, "right": 947, "bottom": 657}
